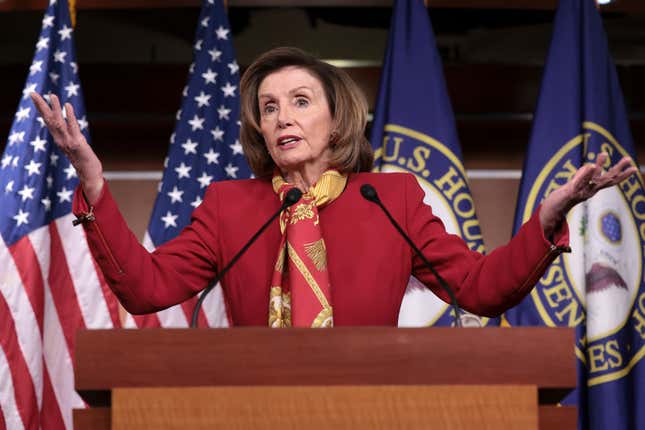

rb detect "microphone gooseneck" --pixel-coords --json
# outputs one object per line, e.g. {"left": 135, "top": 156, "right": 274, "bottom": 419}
{"left": 360, "top": 183, "right": 462, "bottom": 327}
{"left": 190, "top": 187, "right": 303, "bottom": 327}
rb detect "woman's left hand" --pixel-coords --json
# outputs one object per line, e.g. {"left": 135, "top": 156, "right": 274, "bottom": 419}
{"left": 540, "top": 153, "right": 639, "bottom": 237}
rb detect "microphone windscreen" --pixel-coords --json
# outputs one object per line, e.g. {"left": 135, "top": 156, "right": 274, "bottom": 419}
{"left": 360, "top": 184, "right": 379, "bottom": 202}
{"left": 284, "top": 188, "right": 303, "bottom": 207}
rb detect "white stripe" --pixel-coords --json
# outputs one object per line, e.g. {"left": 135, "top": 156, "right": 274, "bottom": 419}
{"left": 156, "top": 305, "right": 189, "bottom": 328}
{"left": 29, "top": 226, "right": 83, "bottom": 429}
{"left": 0, "top": 345, "right": 25, "bottom": 430}
{"left": 201, "top": 285, "right": 229, "bottom": 328}
{"left": 102, "top": 166, "right": 645, "bottom": 181}
{"left": 54, "top": 214, "right": 113, "bottom": 329}
{"left": 123, "top": 313, "right": 138, "bottom": 328}
{"left": 0, "top": 233, "right": 44, "bottom": 409}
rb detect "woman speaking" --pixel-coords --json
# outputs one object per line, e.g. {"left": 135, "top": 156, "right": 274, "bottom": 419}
{"left": 31, "top": 47, "right": 636, "bottom": 327}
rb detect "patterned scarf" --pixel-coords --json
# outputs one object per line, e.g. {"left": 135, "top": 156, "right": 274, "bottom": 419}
{"left": 269, "top": 170, "right": 347, "bottom": 328}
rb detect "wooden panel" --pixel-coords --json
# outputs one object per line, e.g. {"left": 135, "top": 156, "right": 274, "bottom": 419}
{"left": 539, "top": 406, "right": 577, "bottom": 430}
{"left": 112, "top": 385, "right": 538, "bottom": 430}
{"left": 72, "top": 408, "right": 110, "bottom": 430}
{"left": 75, "top": 327, "right": 575, "bottom": 403}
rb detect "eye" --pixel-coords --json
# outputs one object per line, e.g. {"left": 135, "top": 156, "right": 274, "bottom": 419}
{"left": 295, "top": 97, "right": 309, "bottom": 108}
{"left": 262, "top": 103, "right": 277, "bottom": 115}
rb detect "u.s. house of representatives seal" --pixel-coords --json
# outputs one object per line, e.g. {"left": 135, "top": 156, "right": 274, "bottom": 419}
{"left": 374, "top": 124, "right": 486, "bottom": 327}
{"left": 520, "top": 121, "right": 645, "bottom": 386}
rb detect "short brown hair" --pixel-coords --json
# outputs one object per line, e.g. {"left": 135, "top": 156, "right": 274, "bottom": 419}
{"left": 240, "top": 47, "right": 373, "bottom": 179}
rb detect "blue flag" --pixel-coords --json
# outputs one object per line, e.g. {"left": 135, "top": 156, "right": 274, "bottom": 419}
{"left": 503, "top": 1, "right": 644, "bottom": 428}
{"left": 131, "top": 0, "right": 250, "bottom": 328}
{"left": 370, "top": 0, "right": 488, "bottom": 327}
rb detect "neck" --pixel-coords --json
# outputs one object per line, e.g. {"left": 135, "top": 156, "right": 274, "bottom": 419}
{"left": 283, "top": 165, "right": 328, "bottom": 193}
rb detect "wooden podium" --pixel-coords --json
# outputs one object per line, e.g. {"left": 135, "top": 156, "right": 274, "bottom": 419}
{"left": 73, "top": 327, "right": 576, "bottom": 429}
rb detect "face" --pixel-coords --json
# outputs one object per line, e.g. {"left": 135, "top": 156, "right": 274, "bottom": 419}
{"left": 258, "top": 66, "right": 335, "bottom": 178}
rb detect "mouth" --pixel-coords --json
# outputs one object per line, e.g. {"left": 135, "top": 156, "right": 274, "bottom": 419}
{"left": 586, "top": 262, "right": 628, "bottom": 294}
{"left": 277, "top": 135, "right": 301, "bottom": 147}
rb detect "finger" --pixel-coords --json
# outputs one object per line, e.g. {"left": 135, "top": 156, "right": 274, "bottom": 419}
{"left": 64, "top": 103, "right": 82, "bottom": 137}
{"left": 47, "top": 94, "right": 68, "bottom": 139}
{"left": 30, "top": 92, "right": 52, "bottom": 117}
{"left": 595, "top": 152, "right": 609, "bottom": 168}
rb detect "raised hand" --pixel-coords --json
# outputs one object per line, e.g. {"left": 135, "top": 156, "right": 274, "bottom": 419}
{"left": 540, "top": 152, "right": 639, "bottom": 236}
{"left": 31, "top": 92, "right": 104, "bottom": 204}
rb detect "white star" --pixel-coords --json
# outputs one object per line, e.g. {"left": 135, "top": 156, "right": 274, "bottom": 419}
{"left": 194, "top": 91, "right": 211, "bottom": 107}
{"left": 13, "top": 209, "right": 29, "bottom": 227}
{"left": 194, "top": 39, "right": 203, "bottom": 51}
{"left": 201, "top": 16, "right": 210, "bottom": 27}
{"left": 36, "top": 37, "right": 49, "bottom": 51}
{"left": 42, "top": 15, "right": 55, "bottom": 28}
{"left": 215, "top": 26, "right": 229, "bottom": 40}
{"left": 182, "top": 86, "right": 188, "bottom": 97}
{"left": 228, "top": 61, "right": 239, "bottom": 75}
{"left": 16, "top": 107, "right": 30, "bottom": 121}
{"left": 188, "top": 115, "right": 205, "bottom": 131}
{"left": 176, "top": 109, "right": 182, "bottom": 121}
{"left": 167, "top": 186, "right": 184, "bottom": 203}
{"left": 189, "top": 63, "right": 195, "bottom": 74}
{"left": 71, "top": 62, "right": 78, "bottom": 74}
{"left": 208, "top": 48, "right": 222, "bottom": 62}
{"left": 64, "top": 82, "right": 80, "bottom": 98}
{"left": 57, "top": 186, "right": 73, "bottom": 203}
{"left": 221, "top": 82, "right": 237, "bottom": 97}
{"left": 175, "top": 162, "right": 192, "bottom": 179}
{"left": 9, "top": 131, "right": 25, "bottom": 145}
{"left": 64, "top": 165, "right": 77, "bottom": 179}
{"left": 77, "top": 116, "right": 88, "bottom": 131}
{"left": 169, "top": 134, "right": 176, "bottom": 145}
{"left": 230, "top": 140, "right": 244, "bottom": 155}
{"left": 12, "top": 157, "right": 19, "bottom": 167}
{"left": 191, "top": 195, "right": 203, "bottom": 208}
{"left": 197, "top": 172, "right": 213, "bottom": 188}
{"left": 41, "top": 197, "right": 52, "bottom": 211}
{"left": 202, "top": 69, "right": 217, "bottom": 85}
{"left": 49, "top": 72, "right": 60, "bottom": 85}
{"left": 164, "top": 157, "right": 169, "bottom": 168}
{"left": 18, "top": 185, "right": 35, "bottom": 201}
{"left": 161, "top": 211, "right": 178, "bottom": 228}
{"left": 37, "top": 117, "right": 46, "bottom": 128}
{"left": 30, "top": 136, "right": 47, "bottom": 152}
{"left": 5, "top": 180, "right": 14, "bottom": 192}
{"left": 50, "top": 153, "right": 59, "bottom": 166}
{"left": 29, "top": 61, "right": 43, "bottom": 76}
{"left": 1, "top": 155, "right": 11, "bottom": 169}
{"left": 210, "top": 127, "right": 224, "bottom": 141}
{"left": 46, "top": 175, "right": 53, "bottom": 188}
{"left": 224, "top": 163, "right": 239, "bottom": 178}
{"left": 22, "top": 83, "right": 37, "bottom": 100}
{"left": 58, "top": 25, "right": 72, "bottom": 40}
{"left": 53, "top": 50, "right": 67, "bottom": 63}
{"left": 217, "top": 105, "right": 231, "bottom": 120}
{"left": 24, "top": 160, "right": 41, "bottom": 176}
{"left": 204, "top": 148, "right": 220, "bottom": 164}
{"left": 181, "top": 139, "right": 198, "bottom": 155}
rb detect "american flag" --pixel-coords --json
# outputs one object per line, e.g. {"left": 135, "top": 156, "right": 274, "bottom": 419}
{"left": 0, "top": 0, "right": 120, "bottom": 428}
{"left": 127, "top": 0, "right": 251, "bottom": 328}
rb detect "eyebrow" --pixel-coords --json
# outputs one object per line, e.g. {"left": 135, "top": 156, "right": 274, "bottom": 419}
{"left": 258, "top": 86, "right": 314, "bottom": 100}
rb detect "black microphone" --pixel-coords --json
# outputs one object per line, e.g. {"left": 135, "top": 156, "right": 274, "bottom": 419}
{"left": 360, "top": 183, "right": 462, "bottom": 327}
{"left": 191, "top": 187, "right": 303, "bottom": 327}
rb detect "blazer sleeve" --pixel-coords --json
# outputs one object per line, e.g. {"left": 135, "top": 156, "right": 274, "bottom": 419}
{"left": 405, "top": 174, "right": 570, "bottom": 317}
{"left": 72, "top": 180, "right": 221, "bottom": 314}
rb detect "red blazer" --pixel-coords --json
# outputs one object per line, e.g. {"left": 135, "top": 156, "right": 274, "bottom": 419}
{"left": 73, "top": 172, "right": 569, "bottom": 326}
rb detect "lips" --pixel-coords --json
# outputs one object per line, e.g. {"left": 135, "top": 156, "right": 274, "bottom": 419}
{"left": 585, "top": 262, "right": 628, "bottom": 293}
{"left": 277, "top": 135, "right": 301, "bottom": 146}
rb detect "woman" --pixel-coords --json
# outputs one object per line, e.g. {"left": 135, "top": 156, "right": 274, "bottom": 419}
{"left": 31, "top": 47, "right": 636, "bottom": 327}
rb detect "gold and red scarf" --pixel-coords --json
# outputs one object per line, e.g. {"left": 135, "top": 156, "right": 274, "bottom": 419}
{"left": 269, "top": 170, "right": 347, "bottom": 328}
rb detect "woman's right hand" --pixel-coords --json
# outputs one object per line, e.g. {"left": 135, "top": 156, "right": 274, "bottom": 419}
{"left": 31, "top": 92, "right": 104, "bottom": 204}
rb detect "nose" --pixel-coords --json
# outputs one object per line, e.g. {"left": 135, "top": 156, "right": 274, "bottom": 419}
{"left": 277, "top": 105, "right": 293, "bottom": 129}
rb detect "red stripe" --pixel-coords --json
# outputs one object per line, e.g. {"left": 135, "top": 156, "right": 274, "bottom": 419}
{"left": 40, "top": 364, "right": 66, "bottom": 430}
{"left": 9, "top": 237, "right": 44, "bottom": 333}
{"left": 89, "top": 255, "right": 121, "bottom": 328}
{"left": 48, "top": 223, "right": 85, "bottom": 357}
{"left": 0, "top": 292, "right": 40, "bottom": 430}
{"left": 181, "top": 297, "right": 208, "bottom": 328}
{"left": 132, "top": 313, "right": 161, "bottom": 328}
{"left": 0, "top": 402, "right": 6, "bottom": 429}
